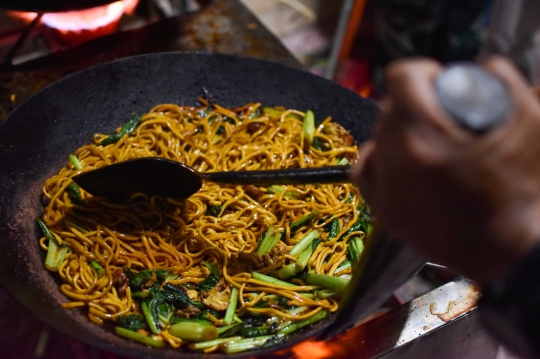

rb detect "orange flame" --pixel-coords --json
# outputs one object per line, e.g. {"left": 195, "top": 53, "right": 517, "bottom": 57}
{"left": 292, "top": 340, "right": 333, "bottom": 359}
{"left": 9, "top": 0, "right": 138, "bottom": 45}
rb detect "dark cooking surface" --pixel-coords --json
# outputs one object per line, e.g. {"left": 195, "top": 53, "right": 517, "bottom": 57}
{"left": 0, "top": 0, "right": 300, "bottom": 122}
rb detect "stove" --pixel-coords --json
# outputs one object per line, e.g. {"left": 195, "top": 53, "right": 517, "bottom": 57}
{"left": 0, "top": 1, "right": 503, "bottom": 358}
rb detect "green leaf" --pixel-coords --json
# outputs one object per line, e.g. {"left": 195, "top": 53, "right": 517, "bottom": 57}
{"left": 90, "top": 260, "right": 104, "bottom": 278}
{"left": 205, "top": 204, "right": 222, "bottom": 217}
{"left": 290, "top": 210, "right": 319, "bottom": 233}
{"left": 101, "top": 113, "right": 143, "bottom": 146}
{"left": 203, "top": 261, "right": 219, "bottom": 278}
{"left": 114, "top": 327, "right": 165, "bottom": 348}
{"left": 66, "top": 183, "right": 85, "bottom": 206}
{"left": 118, "top": 314, "right": 147, "bottom": 331}
{"left": 68, "top": 154, "right": 82, "bottom": 170}
{"left": 302, "top": 110, "right": 315, "bottom": 146}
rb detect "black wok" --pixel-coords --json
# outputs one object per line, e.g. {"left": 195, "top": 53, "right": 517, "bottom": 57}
{"left": 0, "top": 53, "right": 425, "bottom": 358}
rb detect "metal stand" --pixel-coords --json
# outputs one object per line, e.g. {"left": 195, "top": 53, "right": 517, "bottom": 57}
{"left": 2, "top": 13, "right": 43, "bottom": 67}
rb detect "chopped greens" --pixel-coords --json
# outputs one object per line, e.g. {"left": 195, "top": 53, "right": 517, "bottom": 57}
{"left": 305, "top": 273, "right": 350, "bottom": 292}
{"left": 170, "top": 319, "right": 219, "bottom": 342}
{"left": 289, "top": 210, "right": 319, "bottom": 232}
{"left": 348, "top": 237, "right": 364, "bottom": 264}
{"left": 101, "top": 113, "right": 143, "bottom": 146}
{"left": 66, "top": 183, "right": 85, "bottom": 206}
{"left": 118, "top": 314, "right": 147, "bottom": 331}
{"left": 224, "top": 287, "right": 239, "bottom": 325}
{"left": 37, "top": 217, "right": 68, "bottom": 272}
{"left": 198, "top": 262, "right": 220, "bottom": 292}
{"left": 114, "top": 327, "right": 165, "bottom": 348}
{"left": 289, "top": 229, "right": 320, "bottom": 257}
{"left": 90, "top": 260, "right": 104, "bottom": 278}
{"left": 205, "top": 204, "right": 222, "bottom": 217}
{"left": 302, "top": 110, "right": 315, "bottom": 146}
{"left": 68, "top": 154, "right": 82, "bottom": 170}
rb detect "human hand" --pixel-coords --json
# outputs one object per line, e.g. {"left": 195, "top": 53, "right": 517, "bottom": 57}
{"left": 352, "top": 57, "right": 540, "bottom": 285}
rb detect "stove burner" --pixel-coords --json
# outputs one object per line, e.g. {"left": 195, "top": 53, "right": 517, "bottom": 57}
{"left": 8, "top": 0, "right": 139, "bottom": 46}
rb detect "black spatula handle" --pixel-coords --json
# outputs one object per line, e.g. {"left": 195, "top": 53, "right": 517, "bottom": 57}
{"left": 198, "top": 165, "right": 352, "bottom": 186}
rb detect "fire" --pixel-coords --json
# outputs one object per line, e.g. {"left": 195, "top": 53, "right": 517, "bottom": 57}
{"left": 9, "top": 0, "right": 139, "bottom": 45}
{"left": 292, "top": 340, "right": 333, "bottom": 359}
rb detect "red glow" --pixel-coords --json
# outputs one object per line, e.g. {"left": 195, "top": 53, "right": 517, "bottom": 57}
{"left": 9, "top": 0, "right": 139, "bottom": 45}
{"left": 292, "top": 340, "right": 333, "bottom": 359}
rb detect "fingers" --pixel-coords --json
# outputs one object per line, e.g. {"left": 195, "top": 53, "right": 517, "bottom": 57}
{"left": 351, "top": 139, "right": 376, "bottom": 200}
{"left": 384, "top": 59, "right": 457, "bottom": 135}
{"left": 480, "top": 56, "right": 540, "bottom": 127}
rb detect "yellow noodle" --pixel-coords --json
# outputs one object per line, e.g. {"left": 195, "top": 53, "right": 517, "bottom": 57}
{"left": 39, "top": 102, "right": 362, "bottom": 351}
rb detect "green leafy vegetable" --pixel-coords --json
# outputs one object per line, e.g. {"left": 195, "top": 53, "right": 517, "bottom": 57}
{"left": 267, "top": 185, "right": 300, "bottom": 200}
{"left": 334, "top": 157, "right": 349, "bottom": 166}
{"left": 114, "top": 327, "right": 165, "bottom": 348}
{"left": 218, "top": 323, "right": 243, "bottom": 337}
{"left": 311, "top": 137, "right": 324, "bottom": 151}
{"left": 276, "top": 263, "right": 300, "bottom": 279}
{"left": 203, "top": 261, "right": 219, "bottom": 278}
{"left": 255, "top": 226, "right": 279, "bottom": 256}
{"left": 66, "top": 183, "right": 85, "bottom": 206}
{"left": 90, "top": 260, "right": 104, "bottom": 278}
{"left": 198, "top": 108, "right": 211, "bottom": 118}
{"left": 161, "top": 283, "right": 204, "bottom": 309}
{"left": 224, "top": 287, "right": 239, "bottom": 325}
{"left": 341, "top": 204, "right": 371, "bottom": 240}
{"left": 101, "top": 113, "right": 143, "bottom": 146}
{"left": 348, "top": 237, "right": 364, "bottom": 264}
{"left": 123, "top": 267, "right": 167, "bottom": 292}
{"left": 118, "top": 314, "right": 147, "bottom": 331}
{"left": 289, "top": 229, "right": 320, "bottom": 257}
{"left": 290, "top": 210, "right": 319, "bottom": 232}
{"left": 262, "top": 107, "right": 283, "bottom": 119}
{"left": 335, "top": 260, "right": 351, "bottom": 274}
{"left": 195, "top": 308, "right": 221, "bottom": 322}
{"left": 189, "top": 336, "right": 243, "bottom": 351}
{"left": 305, "top": 273, "right": 350, "bottom": 292}
{"left": 169, "top": 318, "right": 219, "bottom": 342}
{"left": 141, "top": 299, "right": 160, "bottom": 334}
{"left": 37, "top": 218, "right": 68, "bottom": 272}
{"left": 325, "top": 218, "right": 340, "bottom": 240}
{"left": 302, "top": 110, "right": 315, "bottom": 146}
{"left": 198, "top": 262, "right": 220, "bottom": 292}
{"left": 278, "top": 310, "right": 327, "bottom": 335}
{"left": 251, "top": 272, "right": 297, "bottom": 288}
{"left": 247, "top": 107, "right": 261, "bottom": 119}
{"left": 241, "top": 326, "right": 274, "bottom": 338}
{"left": 64, "top": 219, "right": 88, "bottom": 234}
{"left": 69, "top": 154, "right": 82, "bottom": 170}
{"left": 205, "top": 204, "right": 222, "bottom": 217}
{"left": 221, "top": 334, "right": 285, "bottom": 354}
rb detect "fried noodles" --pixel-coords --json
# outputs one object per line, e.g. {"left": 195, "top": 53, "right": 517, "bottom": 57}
{"left": 38, "top": 102, "right": 367, "bottom": 352}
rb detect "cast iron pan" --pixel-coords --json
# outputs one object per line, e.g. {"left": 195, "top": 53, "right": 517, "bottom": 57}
{"left": 0, "top": 53, "right": 426, "bottom": 358}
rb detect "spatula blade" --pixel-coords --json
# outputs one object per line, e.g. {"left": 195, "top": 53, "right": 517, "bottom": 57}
{"left": 72, "top": 157, "right": 202, "bottom": 200}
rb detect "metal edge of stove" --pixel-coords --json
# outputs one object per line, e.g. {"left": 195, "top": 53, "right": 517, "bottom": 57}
{"left": 300, "top": 278, "right": 488, "bottom": 359}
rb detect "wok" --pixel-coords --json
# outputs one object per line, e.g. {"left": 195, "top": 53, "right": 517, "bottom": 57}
{"left": 0, "top": 53, "right": 426, "bottom": 358}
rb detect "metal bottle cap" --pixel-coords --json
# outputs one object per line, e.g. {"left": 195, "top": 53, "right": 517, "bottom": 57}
{"left": 435, "top": 64, "right": 512, "bottom": 132}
